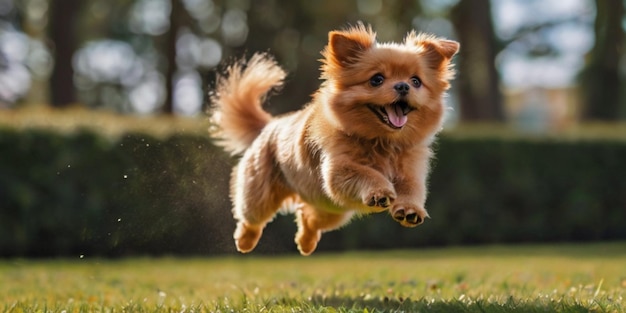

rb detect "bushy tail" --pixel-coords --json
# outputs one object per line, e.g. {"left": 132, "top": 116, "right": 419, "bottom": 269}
{"left": 209, "top": 53, "right": 286, "bottom": 155}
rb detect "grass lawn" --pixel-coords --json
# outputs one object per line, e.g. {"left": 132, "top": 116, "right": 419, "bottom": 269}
{"left": 1, "top": 242, "right": 625, "bottom": 312}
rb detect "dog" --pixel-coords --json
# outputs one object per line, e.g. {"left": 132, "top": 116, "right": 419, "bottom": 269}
{"left": 209, "top": 23, "right": 459, "bottom": 255}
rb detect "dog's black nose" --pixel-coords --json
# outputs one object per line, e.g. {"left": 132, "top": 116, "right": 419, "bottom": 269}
{"left": 394, "top": 82, "right": 410, "bottom": 96}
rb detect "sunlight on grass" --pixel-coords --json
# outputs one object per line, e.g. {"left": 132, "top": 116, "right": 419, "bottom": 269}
{"left": 1, "top": 243, "right": 625, "bottom": 312}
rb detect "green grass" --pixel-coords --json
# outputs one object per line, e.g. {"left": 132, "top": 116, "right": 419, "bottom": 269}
{"left": 2, "top": 243, "right": 625, "bottom": 312}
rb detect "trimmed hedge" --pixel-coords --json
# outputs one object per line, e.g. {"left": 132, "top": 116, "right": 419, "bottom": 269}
{"left": 323, "top": 137, "right": 626, "bottom": 251}
{"left": 0, "top": 127, "right": 234, "bottom": 257}
{"left": 1, "top": 126, "right": 625, "bottom": 257}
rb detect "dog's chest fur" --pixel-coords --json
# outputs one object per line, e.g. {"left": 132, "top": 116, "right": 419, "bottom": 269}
{"left": 270, "top": 109, "right": 416, "bottom": 213}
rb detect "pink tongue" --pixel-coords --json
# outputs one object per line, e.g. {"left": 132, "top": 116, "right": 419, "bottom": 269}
{"left": 387, "top": 103, "right": 408, "bottom": 127}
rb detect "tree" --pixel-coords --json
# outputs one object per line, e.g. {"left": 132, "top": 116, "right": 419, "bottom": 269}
{"left": 580, "top": 0, "right": 625, "bottom": 121}
{"left": 244, "top": 0, "right": 423, "bottom": 114}
{"left": 48, "top": 0, "right": 82, "bottom": 107}
{"left": 450, "top": 0, "right": 504, "bottom": 121}
{"left": 163, "top": 0, "right": 184, "bottom": 114}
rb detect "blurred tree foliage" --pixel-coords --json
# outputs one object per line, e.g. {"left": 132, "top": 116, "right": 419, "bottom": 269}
{"left": 1, "top": 0, "right": 626, "bottom": 119}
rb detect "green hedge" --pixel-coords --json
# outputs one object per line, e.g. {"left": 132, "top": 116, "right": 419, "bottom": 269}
{"left": 0, "top": 127, "right": 235, "bottom": 257}
{"left": 322, "top": 137, "right": 626, "bottom": 251}
{"left": 1, "top": 126, "right": 625, "bottom": 257}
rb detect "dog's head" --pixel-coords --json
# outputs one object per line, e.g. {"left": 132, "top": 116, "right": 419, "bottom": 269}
{"left": 317, "top": 23, "right": 459, "bottom": 143}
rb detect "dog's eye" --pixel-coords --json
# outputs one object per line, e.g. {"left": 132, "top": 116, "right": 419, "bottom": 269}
{"left": 411, "top": 76, "right": 422, "bottom": 88}
{"left": 370, "top": 74, "right": 385, "bottom": 87}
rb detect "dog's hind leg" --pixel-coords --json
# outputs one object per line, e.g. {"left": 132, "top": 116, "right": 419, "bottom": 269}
{"left": 295, "top": 204, "right": 353, "bottom": 255}
{"left": 230, "top": 140, "right": 292, "bottom": 253}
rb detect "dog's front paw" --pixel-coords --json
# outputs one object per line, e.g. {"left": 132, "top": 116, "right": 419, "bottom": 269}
{"left": 363, "top": 188, "right": 396, "bottom": 209}
{"left": 390, "top": 204, "right": 429, "bottom": 227}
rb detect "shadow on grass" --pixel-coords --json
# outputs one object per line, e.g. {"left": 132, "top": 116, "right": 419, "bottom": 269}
{"left": 305, "top": 295, "right": 592, "bottom": 313}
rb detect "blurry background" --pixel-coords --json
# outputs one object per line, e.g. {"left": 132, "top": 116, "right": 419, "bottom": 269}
{"left": 1, "top": 0, "right": 625, "bottom": 257}
{"left": 3, "top": 0, "right": 624, "bottom": 123}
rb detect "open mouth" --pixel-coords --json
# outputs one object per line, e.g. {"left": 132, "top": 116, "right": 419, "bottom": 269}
{"left": 367, "top": 101, "right": 414, "bottom": 129}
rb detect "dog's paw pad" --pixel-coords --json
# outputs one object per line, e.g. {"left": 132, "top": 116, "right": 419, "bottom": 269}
{"left": 364, "top": 190, "right": 395, "bottom": 208}
{"left": 367, "top": 196, "right": 391, "bottom": 208}
{"left": 405, "top": 212, "right": 422, "bottom": 225}
{"left": 391, "top": 205, "right": 427, "bottom": 227}
{"left": 377, "top": 196, "right": 392, "bottom": 208}
{"left": 392, "top": 208, "right": 406, "bottom": 221}
{"left": 366, "top": 197, "right": 377, "bottom": 207}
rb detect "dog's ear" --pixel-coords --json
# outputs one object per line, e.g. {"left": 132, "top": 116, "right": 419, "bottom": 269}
{"left": 425, "top": 39, "right": 460, "bottom": 60}
{"left": 405, "top": 32, "right": 459, "bottom": 69}
{"left": 325, "top": 23, "right": 376, "bottom": 67}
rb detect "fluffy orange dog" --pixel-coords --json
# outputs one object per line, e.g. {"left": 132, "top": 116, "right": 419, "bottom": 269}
{"left": 210, "top": 24, "right": 459, "bottom": 255}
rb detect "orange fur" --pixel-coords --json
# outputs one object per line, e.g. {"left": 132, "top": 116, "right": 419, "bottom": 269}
{"left": 209, "top": 23, "right": 459, "bottom": 255}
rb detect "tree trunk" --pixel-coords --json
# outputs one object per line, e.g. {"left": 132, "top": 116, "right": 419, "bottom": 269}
{"left": 163, "top": 0, "right": 184, "bottom": 114}
{"left": 451, "top": 0, "right": 504, "bottom": 121}
{"left": 48, "top": 0, "right": 81, "bottom": 107}
{"left": 581, "top": 0, "right": 624, "bottom": 121}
